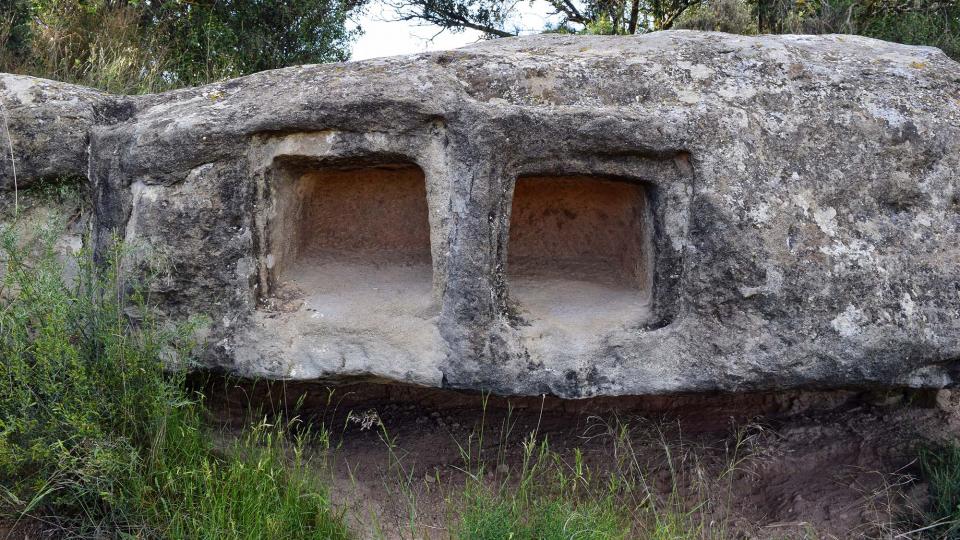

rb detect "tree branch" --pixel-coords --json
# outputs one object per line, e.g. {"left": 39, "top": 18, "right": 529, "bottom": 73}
{"left": 660, "top": 0, "right": 697, "bottom": 29}
{"left": 394, "top": 8, "right": 516, "bottom": 36}
{"left": 559, "top": 0, "right": 589, "bottom": 24}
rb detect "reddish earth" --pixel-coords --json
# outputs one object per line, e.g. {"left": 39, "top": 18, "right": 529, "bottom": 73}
{"left": 204, "top": 379, "right": 959, "bottom": 539}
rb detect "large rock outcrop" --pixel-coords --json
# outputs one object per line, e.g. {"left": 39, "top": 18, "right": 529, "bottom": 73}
{"left": 2, "top": 31, "right": 959, "bottom": 397}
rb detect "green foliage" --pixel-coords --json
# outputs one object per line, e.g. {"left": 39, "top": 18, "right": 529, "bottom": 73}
{"left": 678, "top": 0, "right": 959, "bottom": 59}
{"left": 390, "top": 0, "right": 959, "bottom": 61}
{"left": 0, "top": 0, "right": 179, "bottom": 93}
{"left": 457, "top": 489, "right": 628, "bottom": 540}
{"left": 0, "top": 0, "right": 33, "bottom": 67}
{"left": 147, "top": 0, "right": 362, "bottom": 87}
{"left": 0, "top": 0, "right": 363, "bottom": 93}
{"left": 856, "top": 3, "right": 960, "bottom": 61}
{"left": 441, "top": 401, "right": 747, "bottom": 539}
{"left": 454, "top": 435, "right": 631, "bottom": 540}
{"left": 675, "top": 0, "right": 758, "bottom": 34}
{"left": 147, "top": 416, "right": 350, "bottom": 540}
{"left": 0, "top": 217, "right": 349, "bottom": 538}
{"left": 677, "top": 0, "right": 959, "bottom": 59}
{"left": 389, "top": 0, "right": 699, "bottom": 36}
{"left": 919, "top": 443, "right": 960, "bottom": 537}
{"left": 583, "top": 14, "right": 617, "bottom": 35}
{"left": 753, "top": 0, "right": 959, "bottom": 60}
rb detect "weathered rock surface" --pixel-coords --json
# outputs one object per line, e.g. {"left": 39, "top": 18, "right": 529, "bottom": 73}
{"left": 2, "top": 31, "right": 959, "bottom": 397}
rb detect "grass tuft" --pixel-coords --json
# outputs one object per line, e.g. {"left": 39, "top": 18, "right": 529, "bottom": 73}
{"left": 437, "top": 400, "right": 753, "bottom": 539}
{"left": 918, "top": 443, "right": 960, "bottom": 538}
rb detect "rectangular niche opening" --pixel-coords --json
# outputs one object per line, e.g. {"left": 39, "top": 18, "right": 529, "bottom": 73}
{"left": 266, "top": 163, "right": 434, "bottom": 320}
{"left": 508, "top": 175, "right": 653, "bottom": 328}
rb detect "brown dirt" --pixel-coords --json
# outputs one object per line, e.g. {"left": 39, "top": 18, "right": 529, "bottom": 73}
{"left": 0, "top": 518, "right": 56, "bottom": 540}
{"left": 201, "top": 378, "right": 960, "bottom": 539}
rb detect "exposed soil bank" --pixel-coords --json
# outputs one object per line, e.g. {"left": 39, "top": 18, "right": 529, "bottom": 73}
{"left": 199, "top": 376, "right": 959, "bottom": 539}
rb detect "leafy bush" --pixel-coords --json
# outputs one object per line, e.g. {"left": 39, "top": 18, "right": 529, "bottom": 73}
{"left": 755, "top": 0, "right": 959, "bottom": 60}
{"left": 154, "top": 0, "right": 361, "bottom": 86}
{"left": 859, "top": 5, "right": 960, "bottom": 62}
{"left": 678, "top": 0, "right": 958, "bottom": 61}
{"left": 0, "top": 214, "right": 348, "bottom": 538}
{"left": 675, "top": 0, "right": 758, "bottom": 35}
{"left": 0, "top": 1, "right": 171, "bottom": 93}
{"left": 0, "top": 0, "right": 363, "bottom": 93}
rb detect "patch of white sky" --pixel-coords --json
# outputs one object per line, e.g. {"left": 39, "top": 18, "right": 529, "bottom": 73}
{"left": 349, "top": 1, "right": 567, "bottom": 60}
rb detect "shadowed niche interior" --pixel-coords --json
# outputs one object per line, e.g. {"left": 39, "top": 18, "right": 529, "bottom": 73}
{"left": 267, "top": 163, "right": 434, "bottom": 321}
{"left": 507, "top": 175, "right": 653, "bottom": 330}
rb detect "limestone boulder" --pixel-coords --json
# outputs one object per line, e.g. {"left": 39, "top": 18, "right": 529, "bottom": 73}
{"left": 2, "top": 31, "right": 959, "bottom": 397}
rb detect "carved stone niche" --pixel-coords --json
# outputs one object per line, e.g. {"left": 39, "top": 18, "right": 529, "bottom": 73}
{"left": 497, "top": 151, "right": 693, "bottom": 365}
{"left": 506, "top": 175, "right": 655, "bottom": 333}
{"left": 247, "top": 133, "right": 448, "bottom": 382}
{"left": 262, "top": 160, "right": 434, "bottom": 321}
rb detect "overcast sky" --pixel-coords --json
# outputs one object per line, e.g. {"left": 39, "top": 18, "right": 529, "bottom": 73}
{"left": 349, "top": 2, "right": 563, "bottom": 61}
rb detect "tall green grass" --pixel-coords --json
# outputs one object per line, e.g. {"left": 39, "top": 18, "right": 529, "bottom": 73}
{"left": 454, "top": 435, "right": 631, "bottom": 540}
{"left": 436, "top": 400, "right": 749, "bottom": 539}
{"left": 0, "top": 211, "right": 348, "bottom": 538}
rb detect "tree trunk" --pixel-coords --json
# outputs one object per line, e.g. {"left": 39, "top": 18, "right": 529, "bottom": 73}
{"left": 628, "top": 0, "right": 640, "bottom": 33}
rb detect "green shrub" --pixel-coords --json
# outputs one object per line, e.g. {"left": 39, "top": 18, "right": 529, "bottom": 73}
{"left": 860, "top": 6, "right": 960, "bottom": 62}
{"left": 0, "top": 215, "right": 349, "bottom": 538}
{"left": 0, "top": 1, "right": 172, "bottom": 93}
{"left": 0, "top": 0, "right": 362, "bottom": 94}
{"left": 755, "top": 0, "right": 960, "bottom": 61}
{"left": 674, "top": 0, "right": 959, "bottom": 61}
{"left": 675, "top": 0, "right": 758, "bottom": 35}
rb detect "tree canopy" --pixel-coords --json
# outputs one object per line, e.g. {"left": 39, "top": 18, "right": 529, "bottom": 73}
{"left": 387, "top": 0, "right": 959, "bottom": 59}
{"left": 1, "top": 0, "right": 956, "bottom": 94}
